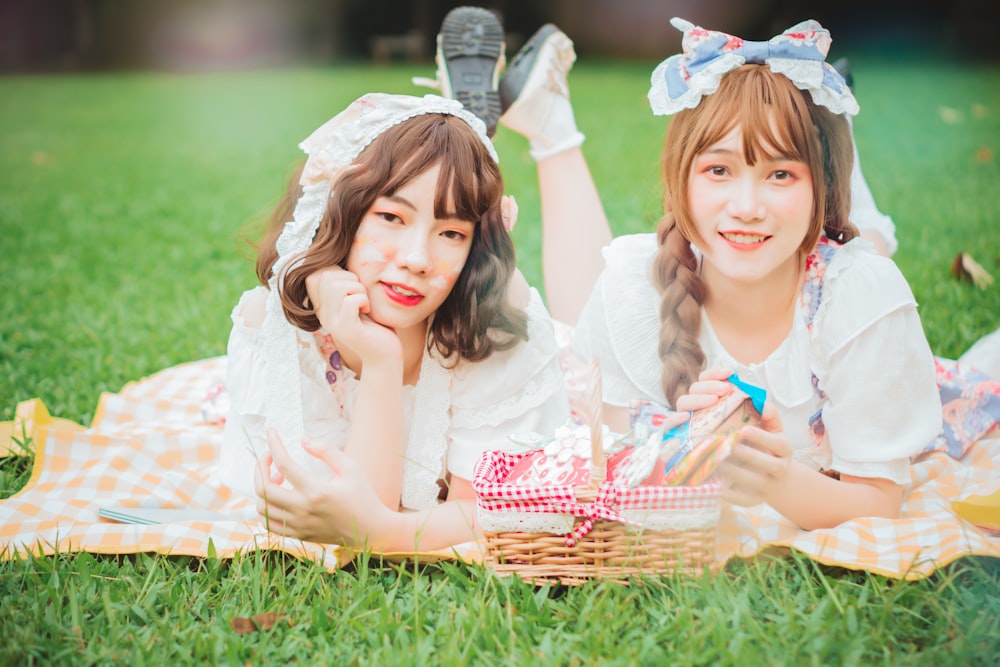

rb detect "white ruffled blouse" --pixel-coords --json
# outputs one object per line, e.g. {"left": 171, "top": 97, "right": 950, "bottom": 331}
{"left": 218, "top": 286, "right": 570, "bottom": 509}
{"left": 573, "top": 234, "right": 942, "bottom": 484}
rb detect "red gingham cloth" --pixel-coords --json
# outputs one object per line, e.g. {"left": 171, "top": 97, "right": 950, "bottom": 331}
{"left": 473, "top": 449, "right": 722, "bottom": 545}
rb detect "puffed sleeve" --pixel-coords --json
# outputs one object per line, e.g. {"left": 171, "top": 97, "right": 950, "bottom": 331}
{"left": 574, "top": 234, "right": 667, "bottom": 407}
{"left": 219, "top": 287, "right": 271, "bottom": 498}
{"left": 445, "top": 288, "right": 571, "bottom": 480}
{"left": 812, "top": 245, "right": 941, "bottom": 483}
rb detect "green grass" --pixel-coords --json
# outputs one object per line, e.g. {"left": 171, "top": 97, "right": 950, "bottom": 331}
{"left": 1, "top": 56, "right": 999, "bottom": 664}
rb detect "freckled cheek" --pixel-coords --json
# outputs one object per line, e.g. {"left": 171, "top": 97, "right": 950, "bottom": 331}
{"left": 429, "top": 258, "right": 465, "bottom": 289}
{"left": 352, "top": 235, "right": 393, "bottom": 264}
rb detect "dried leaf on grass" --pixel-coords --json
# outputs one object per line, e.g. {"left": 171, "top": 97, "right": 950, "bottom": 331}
{"left": 230, "top": 612, "right": 291, "bottom": 634}
{"left": 939, "top": 106, "right": 963, "bottom": 124}
{"left": 951, "top": 252, "right": 994, "bottom": 290}
{"left": 976, "top": 146, "right": 992, "bottom": 164}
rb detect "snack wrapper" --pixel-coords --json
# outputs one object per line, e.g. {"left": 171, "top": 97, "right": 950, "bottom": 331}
{"left": 618, "top": 374, "right": 766, "bottom": 487}
{"left": 504, "top": 374, "right": 766, "bottom": 490}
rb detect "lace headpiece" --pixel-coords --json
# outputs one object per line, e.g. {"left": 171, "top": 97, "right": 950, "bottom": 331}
{"left": 261, "top": 93, "right": 497, "bottom": 457}
{"left": 648, "top": 17, "right": 859, "bottom": 117}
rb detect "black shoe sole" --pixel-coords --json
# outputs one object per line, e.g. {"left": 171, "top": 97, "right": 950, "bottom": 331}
{"left": 499, "top": 23, "right": 559, "bottom": 112}
{"left": 440, "top": 7, "right": 504, "bottom": 135}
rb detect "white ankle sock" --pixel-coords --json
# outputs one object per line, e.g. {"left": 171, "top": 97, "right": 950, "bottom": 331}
{"left": 529, "top": 131, "right": 585, "bottom": 161}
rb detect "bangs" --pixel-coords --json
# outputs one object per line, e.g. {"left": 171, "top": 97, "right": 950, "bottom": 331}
{"left": 378, "top": 114, "right": 500, "bottom": 224}
{"left": 693, "top": 65, "right": 814, "bottom": 165}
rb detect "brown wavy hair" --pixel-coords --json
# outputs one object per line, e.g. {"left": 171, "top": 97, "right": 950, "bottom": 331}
{"left": 255, "top": 112, "right": 527, "bottom": 363}
{"left": 652, "top": 65, "right": 856, "bottom": 406}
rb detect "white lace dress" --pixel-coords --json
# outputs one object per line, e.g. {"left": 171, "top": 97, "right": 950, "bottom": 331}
{"left": 217, "top": 286, "right": 570, "bottom": 510}
{"left": 573, "top": 234, "right": 943, "bottom": 483}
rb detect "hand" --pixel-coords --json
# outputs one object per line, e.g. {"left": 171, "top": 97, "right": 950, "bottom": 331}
{"left": 715, "top": 401, "right": 793, "bottom": 506}
{"left": 501, "top": 195, "right": 518, "bottom": 232}
{"left": 674, "top": 366, "right": 735, "bottom": 412}
{"left": 254, "top": 428, "right": 395, "bottom": 547}
{"left": 305, "top": 266, "right": 401, "bottom": 365}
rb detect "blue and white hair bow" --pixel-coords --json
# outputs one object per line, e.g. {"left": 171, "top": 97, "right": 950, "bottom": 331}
{"left": 648, "top": 17, "right": 859, "bottom": 117}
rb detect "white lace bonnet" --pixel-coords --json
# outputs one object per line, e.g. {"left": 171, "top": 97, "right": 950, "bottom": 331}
{"left": 261, "top": 93, "right": 497, "bottom": 454}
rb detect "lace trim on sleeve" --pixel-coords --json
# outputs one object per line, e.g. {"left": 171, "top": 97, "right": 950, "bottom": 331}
{"left": 400, "top": 348, "right": 452, "bottom": 510}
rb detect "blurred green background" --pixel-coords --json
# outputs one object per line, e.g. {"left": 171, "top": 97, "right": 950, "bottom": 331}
{"left": 1, "top": 2, "right": 998, "bottom": 425}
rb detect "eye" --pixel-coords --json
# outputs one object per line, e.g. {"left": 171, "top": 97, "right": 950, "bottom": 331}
{"left": 707, "top": 165, "right": 728, "bottom": 177}
{"left": 376, "top": 211, "right": 403, "bottom": 224}
{"left": 771, "top": 170, "right": 792, "bottom": 181}
{"left": 441, "top": 228, "right": 469, "bottom": 242}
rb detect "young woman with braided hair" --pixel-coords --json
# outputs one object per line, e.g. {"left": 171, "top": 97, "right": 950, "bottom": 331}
{"left": 418, "top": 12, "right": 998, "bottom": 531}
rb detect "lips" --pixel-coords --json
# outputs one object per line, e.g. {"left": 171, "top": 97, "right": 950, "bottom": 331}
{"left": 380, "top": 281, "right": 424, "bottom": 306}
{"left": 720, "top": 231, "right": 770, "bottom": 248}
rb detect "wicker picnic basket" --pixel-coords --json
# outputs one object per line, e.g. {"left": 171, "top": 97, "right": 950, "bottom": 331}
{"left": 472, "top": 359, "right": 724, "bottom": 585}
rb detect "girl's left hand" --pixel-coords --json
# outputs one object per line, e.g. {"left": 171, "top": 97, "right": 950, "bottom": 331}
{"left": 715, "top": 402, "right": 793, "bottom": 506}
{"left": 254, "top": 428, "right": 393, "bottom": 547}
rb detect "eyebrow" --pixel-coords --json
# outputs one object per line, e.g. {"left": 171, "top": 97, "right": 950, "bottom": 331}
{"left": 379, "top": 194, "right": 467, "bottom": 222}
{"left": 699, "top": 146, "right": 801, "bottom": 163}
{"left": 382, "top": 193, "right": 416, "bottom": 210}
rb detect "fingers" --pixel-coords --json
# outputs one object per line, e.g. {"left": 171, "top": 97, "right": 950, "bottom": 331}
{"left": 757, "top": 399, "right": 785, "bottom": 433}
{"left": 265, "top": 428, "right": 314, "bottom": 491}
{"left": 674, "top": 367, "right": 735, "bottom": 412}
{"left": 717, "top": 458, "right": 767, "bottom": 506}
{"left": 501, "top": 195, "right": 518, "bottom": 232}
{"left": 660, "top": 410, "right": 691, "bottom": 432}
{"left": 675, "top": 392, "right": 721, "bottom": 412}
{"left": 697, "top": 367, "right": 734, "bottom": 382}
{"left": 306, "top": 267, "right": 369, "bottom": 325}
{"left": 255, "top": 499, "right": 298, "bottom": 537}
{"left": 300, "top": 438, "right": 355, "bottom": 477}
{"left": 738, "top": 425, "right": 793, "bottom": 460}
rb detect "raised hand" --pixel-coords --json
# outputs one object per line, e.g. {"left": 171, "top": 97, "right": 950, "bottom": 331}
{"left": 305, "top": 265, "right": 402, "bottom": 366}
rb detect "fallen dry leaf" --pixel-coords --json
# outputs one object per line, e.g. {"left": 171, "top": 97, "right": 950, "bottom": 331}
{"left": 976, "top": 146, "right": 992, "bottom": 163}
{"left": 951, "top": 252, "right": 995, "bottom": 290}
{"left": 939, "top": 106, "right": 963, "bottom": 124}
{"left": 230, "top": 612, "right": 290, "bottom": 634}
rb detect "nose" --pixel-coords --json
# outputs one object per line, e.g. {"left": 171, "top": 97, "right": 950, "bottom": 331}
{"left": 725, "top": 177, "right": 766, "bottom": 222}
{"left": 396, "top": 229, "right": 432, "bottom": 274}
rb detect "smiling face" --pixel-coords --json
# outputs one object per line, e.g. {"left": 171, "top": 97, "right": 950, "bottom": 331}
{"left": 345, "top": 163, "right": 475, "bottom": 336}
{"left": 687, "top": 125, "right": 814, "bottom": 288}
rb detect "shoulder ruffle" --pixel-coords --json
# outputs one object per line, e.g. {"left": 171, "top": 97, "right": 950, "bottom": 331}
{"left": 812, "top": 239, "right": 918, "bottom": 356}
{"left": 450, "top": 288, "right": 567, "bottom": 429}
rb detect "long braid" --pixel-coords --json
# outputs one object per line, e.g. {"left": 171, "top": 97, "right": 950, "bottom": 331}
{"left": 652, "top": 212, "right": 706, "bottom": 407}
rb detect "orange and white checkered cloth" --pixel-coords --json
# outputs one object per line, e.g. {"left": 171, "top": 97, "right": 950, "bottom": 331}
{"left": 2, "top": 358, "right": 997, "bottom": 578}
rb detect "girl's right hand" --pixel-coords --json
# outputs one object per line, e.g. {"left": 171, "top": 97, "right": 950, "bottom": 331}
{"left": 306, "top": 266, "right": 401, "bottom": 364}
{"left": 674, "top": 366, "right": 736, "bottom": 412}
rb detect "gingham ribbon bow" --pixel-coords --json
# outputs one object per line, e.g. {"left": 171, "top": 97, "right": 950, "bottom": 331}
{"left": 565, "top": 485, "right": 631, "bottom": 547}
{"left": 649, "top": 17, "right": 858, "bottom": 117}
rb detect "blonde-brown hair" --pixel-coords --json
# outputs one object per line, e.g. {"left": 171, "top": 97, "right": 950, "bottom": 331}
{"left": 652, "top": 65, "right": 856, "bottom": 406}
{"left": 256, "top": 113, "right": 527, "bottom": 363}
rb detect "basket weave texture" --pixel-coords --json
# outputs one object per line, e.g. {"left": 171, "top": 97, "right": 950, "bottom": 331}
{"left": 473, "top": 449, "right": 723, "bottom": 585}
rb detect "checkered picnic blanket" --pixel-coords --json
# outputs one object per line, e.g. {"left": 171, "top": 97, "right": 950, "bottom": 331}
{"left": 2, "top": 357, "right": 998, "bottom": 578}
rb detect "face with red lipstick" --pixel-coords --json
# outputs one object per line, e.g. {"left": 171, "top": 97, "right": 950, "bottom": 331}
{"left": 686, "top": 124, "right": 814, "bottom": 287}
{"left": 345, "top": 163, "right": 475, "bottom": 335}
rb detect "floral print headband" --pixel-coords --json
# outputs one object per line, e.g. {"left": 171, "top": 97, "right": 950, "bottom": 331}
{"left": 648, "top": 17, "right": 859, "bottom": 117}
